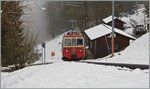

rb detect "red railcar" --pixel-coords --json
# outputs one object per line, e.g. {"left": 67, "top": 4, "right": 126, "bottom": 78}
{"left": 62, "top": 31, "right": 85, "bottom": 61}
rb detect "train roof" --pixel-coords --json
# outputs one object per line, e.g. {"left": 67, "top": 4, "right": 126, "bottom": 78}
{"left": 63, "top": 30, "right": 83, "bottom": 38}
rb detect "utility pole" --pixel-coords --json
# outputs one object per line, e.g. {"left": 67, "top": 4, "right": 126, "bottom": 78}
{"left": 42, "top": 42, "right": 46, "bottom": 63}
{"left": 112, "top": 0, "right": 115, "bottom": 57}
{"left": 53, "top": 2, "right": 56, "bottom": 38}
{"left": 84, "top": 1, "right": 88, "bottom": 30}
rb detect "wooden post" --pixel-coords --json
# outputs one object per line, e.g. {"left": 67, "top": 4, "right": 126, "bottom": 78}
{"left": 94, "top": 40, "right": 97, "bottom": 58}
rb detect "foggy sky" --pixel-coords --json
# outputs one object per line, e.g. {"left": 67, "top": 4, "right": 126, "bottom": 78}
{"left": 23, "top": 1, "right": 52, "bottom": 45}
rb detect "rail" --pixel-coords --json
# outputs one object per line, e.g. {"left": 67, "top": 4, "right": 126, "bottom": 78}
{"left": 79, "top": 61, "right": 149, "bottom": 70}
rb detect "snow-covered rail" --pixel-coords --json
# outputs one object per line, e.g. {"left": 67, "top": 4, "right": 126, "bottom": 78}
{"left": 1, "top": 62, "right": 53, "bottom": 72}
{"left": 79, "top": 61, "right": 149, "bottom": 70}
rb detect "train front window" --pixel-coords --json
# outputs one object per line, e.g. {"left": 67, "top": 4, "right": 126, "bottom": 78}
{"left": 64, "top": 39, "right": 72, "bottom": 46}
{"left": 72, "top": 39, "right": 76, "bottom": 46}
{"left": 77, "top": 38, "right": 83, "bottom": 46}
{"left": 64, "top": 38, "right": 83, "bottom": 46}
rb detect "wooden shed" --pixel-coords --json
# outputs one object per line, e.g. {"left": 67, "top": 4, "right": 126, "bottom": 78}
{"left": 102, "top": 15, "right": 126, "bottom": 30}
{"left": 84, "top": 24, "right": 136, "bottom": 58}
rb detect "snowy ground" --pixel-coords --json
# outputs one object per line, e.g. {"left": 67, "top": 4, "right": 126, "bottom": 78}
{"left": 1, "top": 62, "right": 149, "bottom": 88}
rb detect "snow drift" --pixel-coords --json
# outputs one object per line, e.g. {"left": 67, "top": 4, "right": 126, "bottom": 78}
{"left": 1, "top": 62, "right": 149, "bottom": 88}
{"left": 100, "top": 32, "right": 149, "bottom": 64}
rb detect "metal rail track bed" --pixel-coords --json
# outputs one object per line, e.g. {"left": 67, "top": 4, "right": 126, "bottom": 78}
{"left": 79, "top": 61, "right": 149, "bottom": 70}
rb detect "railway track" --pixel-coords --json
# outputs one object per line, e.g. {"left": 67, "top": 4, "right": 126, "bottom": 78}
{"left": 2, "top": 61, "right": 149, "bottom": 72}
{"left": 1, "top": 62, "right": 53, "bottom": 72}
{"left": 79, "top": 61, "right": 149, "bottom": 70}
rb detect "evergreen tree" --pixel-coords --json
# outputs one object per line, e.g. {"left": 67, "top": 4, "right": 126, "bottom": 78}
{"left": 1, "top": 1, "right": 40, "bottom": 69}
{"left": 144, "top": 1, "right": 149, "bottom": 17}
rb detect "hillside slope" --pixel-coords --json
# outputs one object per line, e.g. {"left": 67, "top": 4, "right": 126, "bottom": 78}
{"left": 99, "top": 32, "right": 149, "bottom": 64}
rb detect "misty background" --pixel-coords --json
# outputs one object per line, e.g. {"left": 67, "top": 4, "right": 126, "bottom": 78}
{"left": 22, "top": 1, "right": 148, "bottom": 45}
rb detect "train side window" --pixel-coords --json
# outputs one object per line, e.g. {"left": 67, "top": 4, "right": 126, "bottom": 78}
{"left": 77, "top": 38, "right": 83, "bottom": 46}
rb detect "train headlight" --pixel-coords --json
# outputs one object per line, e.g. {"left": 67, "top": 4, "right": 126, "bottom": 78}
{"left": 66, "top": 50, "right": 69, "bottom": 52}
{"left": 79, "top": 49, "right": 82, "bottom": 52}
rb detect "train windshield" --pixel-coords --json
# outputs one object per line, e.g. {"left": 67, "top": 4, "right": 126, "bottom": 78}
{"left": 72, "top": 39, "right": 76, "bottom": 46}
{"left": 77, "top": 38, "right": 83, "bottom": 46}
{"left": 64, "top": 39, "right": 72, "bottom": 46}
{"left": 63, "top": 38, "right": 84, "bottom": 46}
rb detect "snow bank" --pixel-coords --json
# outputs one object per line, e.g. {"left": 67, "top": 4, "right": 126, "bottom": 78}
{"left": 1, "top": 62, "right": 149, "bottom": 88}
{"left": 99, "top": 32, "right": 149, "bottom": 64}
{"left": 35, "top": 34, "right": 64, "bottom": 64}
{"left": 1, "top": 66, "right": 40, "bottom": 88}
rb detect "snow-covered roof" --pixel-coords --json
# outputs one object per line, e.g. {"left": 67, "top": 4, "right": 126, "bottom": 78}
{"left": 84, "top": 24, "right": 136, "bottom": 40}
{"left": 84, "top": 24, "right": 111, "bottom": 40}
{"left": 102, "top": 15, "right": 117, "bottom": 23}
{"left": 102, "top": 15, "right": 126, "bottom": 24}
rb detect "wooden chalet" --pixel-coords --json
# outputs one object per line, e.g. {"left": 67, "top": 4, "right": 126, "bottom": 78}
{"left": 102, "top": 15, "right": 126, "bottom": 30}
{"left": 84, "top": 24, "right": 136, "bottom": 58}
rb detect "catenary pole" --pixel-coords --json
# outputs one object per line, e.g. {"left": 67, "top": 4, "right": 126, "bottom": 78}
{"left": 112, "top": 0, "right": 115, "bottom": 56}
